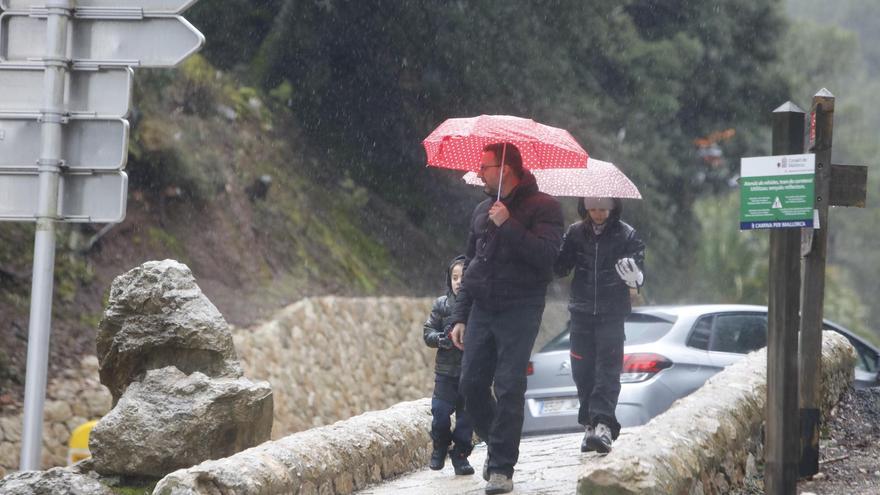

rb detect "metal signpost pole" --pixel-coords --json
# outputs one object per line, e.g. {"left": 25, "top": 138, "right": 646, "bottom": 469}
{"left": 19, "top": 0, "right": 72, "bottom": 471}
{"left": 765, "top": 102, "right": 805, "bottom": 495}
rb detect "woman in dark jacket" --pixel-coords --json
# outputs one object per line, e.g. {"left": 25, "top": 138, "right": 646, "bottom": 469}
{"left": 555, "top": 197, "right": 645, "bottom": 454}
{"left": 423, "top": 255, "right": 474, "bottom": 475}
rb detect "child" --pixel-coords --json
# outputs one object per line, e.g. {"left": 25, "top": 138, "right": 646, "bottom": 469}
{"left": 423, "top": 255, "right": 474, "bottom": 475}
{"left": 554, "top": 197, "right": 645, "bottom": 454}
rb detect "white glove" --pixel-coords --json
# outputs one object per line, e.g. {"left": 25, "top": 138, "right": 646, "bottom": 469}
{"left": 615, "top": 258, "right": 643, "bottom": 288}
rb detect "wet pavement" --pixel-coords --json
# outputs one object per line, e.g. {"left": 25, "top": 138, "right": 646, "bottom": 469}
{"left": 358, "top": 429, "right": 634, "bottom": 494}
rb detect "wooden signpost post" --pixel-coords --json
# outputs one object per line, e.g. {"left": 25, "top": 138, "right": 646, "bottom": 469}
{"left": 799, "top": 89, "right": 868, "bottom": 477}
{"left": 765, "top": 101, "right": 806, "bottom": 495}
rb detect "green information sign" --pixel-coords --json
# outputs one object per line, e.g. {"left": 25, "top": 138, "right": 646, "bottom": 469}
{"left": 740, "top": 154, "right": 815, "bottom": 229}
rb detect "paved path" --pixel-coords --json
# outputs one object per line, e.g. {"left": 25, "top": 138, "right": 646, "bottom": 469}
{"left": 358, "top": 429, "right": 634, "bottom": 494}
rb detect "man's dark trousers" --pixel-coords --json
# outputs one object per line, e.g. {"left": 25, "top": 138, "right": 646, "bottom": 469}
{"left": 568, "top": 311, "right": 625, "bottom": 437}
{"left": 459, "top": 303, "right": 543, "bottom": 478}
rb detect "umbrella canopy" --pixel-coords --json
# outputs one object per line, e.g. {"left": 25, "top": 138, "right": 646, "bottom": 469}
{"left": 462, "top": 158, "right": 641, "bottom": 199}
{"left": 423, "top": 114, "right": 588, "bottom": 172}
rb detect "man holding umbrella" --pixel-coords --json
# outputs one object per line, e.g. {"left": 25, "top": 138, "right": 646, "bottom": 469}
{"left": 450, "top": 142, "right": 563, "bottom": 494}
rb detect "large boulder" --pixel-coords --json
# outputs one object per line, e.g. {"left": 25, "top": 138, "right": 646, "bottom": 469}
{"left": 90, "top": 367, "right": 273, "bottom": 477}
{"left": 97, "top": 260, "right": 242, "bottom": 404}
{"left": 0, "top": 467, "right": 114, "bottom": 495}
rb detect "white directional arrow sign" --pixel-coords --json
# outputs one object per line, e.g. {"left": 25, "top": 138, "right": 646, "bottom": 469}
{"left": 0, "top": 117, "right": 129, "bottom": 170}
{"left": 1, "top": 0, "right": 198, "bottom": 12}
{"left": 0, "top": 64, "right": 132, "bottom": 117}
{"left": 0, "top": 170, "right": 128, "bottom": 222}
{"left": 0, "top": 13, "right": 204, "bottom": 67}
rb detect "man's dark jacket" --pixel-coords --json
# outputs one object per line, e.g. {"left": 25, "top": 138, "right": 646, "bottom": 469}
{"left": 555, "top": 198, "right": 645, "bottom": 316}
{"left": 451, "top": 170, "right": 564, "bottom": 323}
{"left": 423, "top": 256, "right": 466, "bottom": 377}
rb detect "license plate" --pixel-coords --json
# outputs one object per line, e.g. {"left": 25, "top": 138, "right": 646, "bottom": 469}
{"left": 539, "top": 397, "right": 580, "bottom": 415}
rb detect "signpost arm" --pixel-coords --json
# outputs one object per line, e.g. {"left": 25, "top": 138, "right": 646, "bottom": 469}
{"left": 799, "top": 88, "right": 835, "bottom": 477}
{"left": 19, "top": 0, "right": 71, "bottom": 471}
{"left": 765, "top": 102, "right": 805, "bottom": 495}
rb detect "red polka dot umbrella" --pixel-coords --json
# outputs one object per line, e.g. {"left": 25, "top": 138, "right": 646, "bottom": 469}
{"left": 422, "top": 114, "right": 588, "bottom": 171}
{"left": 462, "top": 158, "right": 641, "bottom": 199}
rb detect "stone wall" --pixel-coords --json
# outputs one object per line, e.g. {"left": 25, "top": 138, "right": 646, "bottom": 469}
{"left": 0, "top": 356, "right": 112, "bottom": 476}
{"left": 576, "top": 331, "right": 857, "bottom": 494}
{"left": 232, "top": 297, "right": 436, "bottom": 438}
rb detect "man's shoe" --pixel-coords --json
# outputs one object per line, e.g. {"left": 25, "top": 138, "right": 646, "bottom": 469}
{"left": 580, "top": 425, "right": 596, "bottom": 452}
{"left": 429, "top": 444, "right": 448, "bottom": 470}
{"left": 450, "top": 453, "right": 475, "bottom": 475}
{"left": 484, "top": 472, "right": 513, "bottom": 494}
{"left": 585, "top": 423, "right": 613, "bottom": 454}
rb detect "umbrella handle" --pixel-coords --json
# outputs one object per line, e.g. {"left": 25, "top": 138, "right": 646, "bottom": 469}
{"left": 496, "top": 143, "right": 507, "bottom": 202}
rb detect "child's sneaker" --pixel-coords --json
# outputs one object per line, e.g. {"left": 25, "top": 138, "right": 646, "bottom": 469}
{"left": 429, "top": 442, "right": 448, "bottom": 470}
{"left": 449, "top": 445, "right": 474, "bottom": 475}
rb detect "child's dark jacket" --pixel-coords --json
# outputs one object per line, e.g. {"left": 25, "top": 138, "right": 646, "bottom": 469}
{"left": 423, "top": 256, "right": 466, "bottom": 377}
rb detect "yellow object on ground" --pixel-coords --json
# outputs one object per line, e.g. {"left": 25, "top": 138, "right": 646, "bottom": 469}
{"left": 67, "top": 419, "right": 98, "bottom": 466}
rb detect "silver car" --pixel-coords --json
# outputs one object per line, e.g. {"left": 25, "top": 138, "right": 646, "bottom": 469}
{"left": 522, "top": 304, "right": 880, "bottom": 435}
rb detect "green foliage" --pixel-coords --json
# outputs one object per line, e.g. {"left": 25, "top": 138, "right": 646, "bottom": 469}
{"left": 104, "top": 478, "right": 158, "bottom": 495}
{"left": 0, "top": 224, "right": 94, "bottom": 308}
{"left": 0, "top": 348, "right": 21, "bottom": 388}
{"left": 787, "top": 0, "right": 880, "bottom": 76}
{"left": 268, "top": 79, "right": 294, "bottom": 107}
{"left": 186, "top": 0, "right": 284, "bottom": 73}
{"left": 824, "top": 265, "right": 873, "bottom": 343}
{"left": 0, "top": 225, "right": 34, "bottom": 309}
{"left": 127, "top": 118, "right": 220, "bottom": 204}
{"left": 782, "top": 0, "right": 880, "bottom": 335}
{"left": 127, "top": 67, "right": 229, "bottom": 203}
{"left": 689, "top": 191, "right": 769, "bottom": 304}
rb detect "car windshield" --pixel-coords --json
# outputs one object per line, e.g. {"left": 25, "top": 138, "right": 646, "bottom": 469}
{"left": 540, "top": 313, "right": 675, "bottom": 352}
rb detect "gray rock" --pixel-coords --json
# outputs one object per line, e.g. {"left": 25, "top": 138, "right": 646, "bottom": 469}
{"left": 97, "top": 260, "right": 242, "bottom": 404}
{"left": 90, "top": 367, "right": 272, "bottom": 478}
{"left": 0, "top": 467, "right": 114, "bottom": 495}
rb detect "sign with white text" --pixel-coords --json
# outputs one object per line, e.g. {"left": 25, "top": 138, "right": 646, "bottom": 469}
{"left": 740, "top": 153, "right": 815, "bottom": 229}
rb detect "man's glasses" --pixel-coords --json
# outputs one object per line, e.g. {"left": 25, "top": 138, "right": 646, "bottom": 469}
{"left": 479, "top": 164, "right": 501, "bottom": 172}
